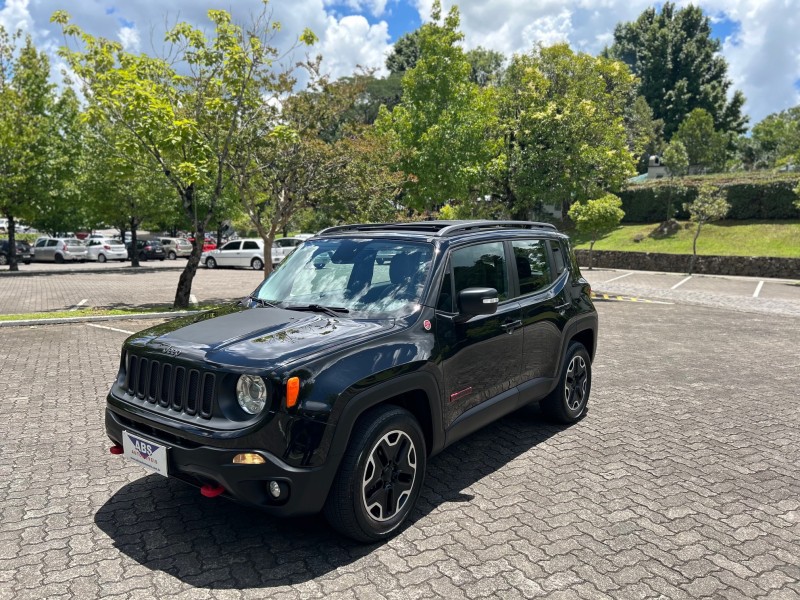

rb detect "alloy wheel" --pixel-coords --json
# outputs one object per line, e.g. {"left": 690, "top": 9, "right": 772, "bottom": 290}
{"left": 362, "top": 430, "right": 417, "bottom": 522}
{"left": 564, "top": 355, "right": 588, "bottom": 411}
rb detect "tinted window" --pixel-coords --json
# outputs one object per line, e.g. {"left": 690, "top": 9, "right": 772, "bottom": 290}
{"left": 436, "top": 270, "right": 454, "bottom": 312}
{"left": 220, "top": 241, "right": 241, "bottom": 251}
{"left": 451, "top": 242, "right": 508, "bottom": 301}
{"left": 550, "top": 240, "right": 566, "bottom": 275}
{"left": 512, "top": 240, "right": 552, "bottom": 296}
{"left": 46, "top": 240, "right": 58, "bottom": 247}
{"left": 242, "top": 241, "right": 259, "bottom": 250}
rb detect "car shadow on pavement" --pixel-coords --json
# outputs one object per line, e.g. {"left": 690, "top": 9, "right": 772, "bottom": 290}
{"left": 93, "top": 404, "right": 567, "bottom": 589}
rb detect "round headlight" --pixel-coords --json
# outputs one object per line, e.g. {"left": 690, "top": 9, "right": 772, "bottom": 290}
{"left": 236, "top": 375, "right": 267, "bottom": 415}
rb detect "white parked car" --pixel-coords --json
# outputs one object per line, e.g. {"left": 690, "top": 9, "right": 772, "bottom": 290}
{"left": 85, "top": 238, "right": 128, "bottom": 263}
{"left": 271, "top": 237, "right": 306, "bottom": 267}
{"left": 201, "top": 238, "right": 265, "bottom": 270}
{"left": 158, "top": 237, "right": 193, "bottom": 260}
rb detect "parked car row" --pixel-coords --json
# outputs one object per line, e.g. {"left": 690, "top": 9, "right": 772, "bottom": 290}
{"left": 200, "top": 236, "right": 309, "bottom": 270}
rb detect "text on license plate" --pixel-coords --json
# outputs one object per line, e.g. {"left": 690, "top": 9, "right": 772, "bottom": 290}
{"left": 121, "top": 430, "right": 169, "bottom": 477}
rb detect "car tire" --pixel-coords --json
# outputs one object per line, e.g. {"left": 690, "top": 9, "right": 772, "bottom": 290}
{"left": 55, "top": 254, "right": 64, "bottom": 264}
{"left": 97, "top": 254, "right": 107, "bottom": 263}
{"left": 206, "top": 257, "right": 217, "bottom": 269}
{"left": 324, "top": 405, "right": 426, "bottom": 543}
{"left": 541, "top": 341, "right": 591, "bottom": 424}
{"left": 251, "top": 257, "right": 264, "bottom": 271}
{"left": 139, "top": 252, "right": 147, "bottom": 262}
{"left": 168, "top": 251, "right": 177, "bottom": 260}
{"left": 0, "top": 254, "right": 7, "bottom": 266}
{"left": 23, "top": 260, "right": 31, "bottom": 265}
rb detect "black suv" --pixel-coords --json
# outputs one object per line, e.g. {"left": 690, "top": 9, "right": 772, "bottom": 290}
{"left": 105, "top": 221, "right": 597, "bottom": 541}
{"left": 0, "top": 239, "right": 33, "bottom": 265}
{"left": 127, "top": 239, "right": 166, "bottom": 261}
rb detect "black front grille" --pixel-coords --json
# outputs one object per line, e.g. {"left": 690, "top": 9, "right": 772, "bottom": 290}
{"left": 125, "top": 354, "right": 216, "bottom": 419}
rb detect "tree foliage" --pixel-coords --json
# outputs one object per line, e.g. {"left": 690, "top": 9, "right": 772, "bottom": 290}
{"left": 751, "top": 106, "right": 800, "bottom": 169}
{"left": 53, "top": 3, "right": 315, "bottom": 306}
{"left": 673, "top": 108, "right": 729, "bottom": 173}
{"left": 624, "top": 95, "right": 664, "bottom": 173}
{"left": 567, "top": 193, "right": 625, "bottom": 269}
{"left": 683, "top": 183, "right": 730, "bottom": 273}
{"left": 662, "top": 139, "right": 689, "bottom": 177}
{"left": 498, "top": 44, "right": 636, "bottom": 219}
{"left": 375, "top": 1, "right": 501, "bottom": 212}
{"left": 605, "top": 2, "right": 747, "bottom": 138}
{"left": 386, "top": 29, "right": 420, "bottom": 74}
{"left": 465, "top": 47, "right": 505, "bottom": 87}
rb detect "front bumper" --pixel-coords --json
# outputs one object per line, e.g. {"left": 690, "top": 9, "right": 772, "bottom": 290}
{"left": 105, "top": 407, "right": 335, "bottom": 516}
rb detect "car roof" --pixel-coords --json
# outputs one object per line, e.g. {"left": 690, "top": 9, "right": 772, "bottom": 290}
{"left": 315, "top": 220, "right": 563, "bottom": 242}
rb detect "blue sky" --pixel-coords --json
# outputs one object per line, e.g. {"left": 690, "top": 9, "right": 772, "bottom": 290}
{"left": 1, "top": 0, "right": 798, "bottom": 125}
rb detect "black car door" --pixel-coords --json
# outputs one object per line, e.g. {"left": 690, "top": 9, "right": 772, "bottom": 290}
{"left": 434, "top": 241, "right": 523, "bottom": 429}
{"left": 511, "top": 239, "right": 571, "bottom": 389}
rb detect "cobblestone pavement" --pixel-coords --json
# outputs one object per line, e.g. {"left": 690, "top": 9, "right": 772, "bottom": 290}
{"left": 0, "top": 268, "right": 263, "bottom": 314}
{"left": 1, "top": 302, "right": 799, "bottom": 599}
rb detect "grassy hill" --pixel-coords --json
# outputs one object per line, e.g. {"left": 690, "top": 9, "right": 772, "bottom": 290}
{"left": 570, "top": 220, "right": 800, "bottom": 258}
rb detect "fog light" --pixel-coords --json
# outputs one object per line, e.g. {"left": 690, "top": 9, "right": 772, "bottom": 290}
{"left": 268, "top": 480, "right": 281, "bottom": 498}
{"left": 232, "top": 453, "right": 265, "bottom": 465}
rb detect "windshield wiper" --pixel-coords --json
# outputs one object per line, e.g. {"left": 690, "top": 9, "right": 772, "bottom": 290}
{"left": 285, "top": 304, "right": 350, "bottom": 318}
{"left": 247, "top": 295, "right": 279, "bottom": 308}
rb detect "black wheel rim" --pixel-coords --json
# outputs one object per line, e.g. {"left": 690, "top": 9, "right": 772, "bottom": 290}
{"left": 362, "top": 430, "right": 417, "bottom": 522}
{"left": 564, "top": 355, "right": 588, "bottom": 411}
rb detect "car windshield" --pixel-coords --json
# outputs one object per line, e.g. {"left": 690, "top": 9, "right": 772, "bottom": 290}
{"left": 253, "top": 238, "right": 434, "bottom": 318}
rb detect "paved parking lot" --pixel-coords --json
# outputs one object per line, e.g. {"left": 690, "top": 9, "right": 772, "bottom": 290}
{"left": 2, "top": 297, "right": 799, "bottom": 599}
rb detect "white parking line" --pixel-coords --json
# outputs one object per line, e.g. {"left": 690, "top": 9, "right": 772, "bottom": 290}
{"left": 671, "top": 276, "right": 692, "bottom": 290}
{"left": 189, "top": 294, "right": 198, "bottom": 305}
{"left": 753, "top": 281, "right": 764, "bottom": 298}
{"left": 602, "top": 272, "right": 634, "bottom": 284}
{"left": 86, "top": 323, "right": 135, "bottom": 335}
{"left": 69, "top": 299, "right": 88, "bottom": 311}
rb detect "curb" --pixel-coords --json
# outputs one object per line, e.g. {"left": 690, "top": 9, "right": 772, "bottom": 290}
{"left": 0, "top": 263, "right": 183, "bottom": 277}
{"left": 0, "top": 310, "right": 201, "bottom": 328}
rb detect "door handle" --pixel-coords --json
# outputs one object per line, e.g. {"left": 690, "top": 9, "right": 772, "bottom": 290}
{"left": 501, "top": 319, "right": 522, "bottom": 333}
{"left": 554, "top": 301, "right": 571, "bottom": 311}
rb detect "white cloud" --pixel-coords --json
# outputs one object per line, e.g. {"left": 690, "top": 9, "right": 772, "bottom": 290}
{"left": 0, "top": 0, "right": 33, "bottom": 34}
{"left": 117, "top": 26, "right": 140, "bottom": 52}
{"left": 318, "top": 15, "right": 390, "bottom": 79}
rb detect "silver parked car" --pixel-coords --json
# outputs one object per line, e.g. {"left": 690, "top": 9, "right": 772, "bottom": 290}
{"left": 158, "top": 237, "right": 193, "bottom": 260}
{"left": 85, "top": 238, "right": 128, "bottom": 263}
{"left": 201, "top": 238, "right": 265, "bottom": 270}
{"left": 33, "top": 237, "right": 89, "bottom": 263}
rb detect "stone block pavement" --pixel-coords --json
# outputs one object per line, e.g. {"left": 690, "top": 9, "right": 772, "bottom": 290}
{"left": 1, "top": 301, "right": 799, "bottom": 599}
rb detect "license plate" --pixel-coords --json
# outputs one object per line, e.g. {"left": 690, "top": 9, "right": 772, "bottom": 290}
{"left": 121, "top": 430, "right": 169, "bottom": 477}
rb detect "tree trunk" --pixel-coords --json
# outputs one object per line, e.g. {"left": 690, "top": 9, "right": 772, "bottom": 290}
{"left": 689, "top": 222, "right": 702, "bottom": 275}
{"left": 588, "top": 240, "right": 595, "bottom": 270}
{"left": 216, "top": 225, "right": 222, "bottom": 248}
{"left": 130, "top": 218, "right": 140, "bottom": 268}
{"left": 174, "top": 225, "right": 203, "bottom": 309}
{"left": 262, "top": 228, "right": 277, "bottom": 280}
{"left": 7, "top": 213, "right": 18, "bottom": 272}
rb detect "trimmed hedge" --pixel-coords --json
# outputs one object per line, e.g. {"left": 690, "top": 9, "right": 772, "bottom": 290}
{"left": 620, "top": 173, "right": 800, "bottom": 223}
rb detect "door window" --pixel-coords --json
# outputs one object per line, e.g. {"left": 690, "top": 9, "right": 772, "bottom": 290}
{"left": 46, "top": 239, "right": 58, "bottom": 247}
{"left": 451, "top": 242, "right": 508, "bottom": 301}
{"left": 512, "top": 240, "right": 552, "bottom": 296}
{"left": 220, "top": 241, "right": 241, "bottom": 251}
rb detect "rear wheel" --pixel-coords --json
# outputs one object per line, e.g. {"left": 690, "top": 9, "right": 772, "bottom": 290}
{"left": 206, "top": 257, "right": 217, "bottom": 269}
{"left": 168, "top": 251, "right": 177, "bottom": 260}
{"left": 541, "top": 342, "right": 591, "bottom": 423}
{"left": 324, "top": 405, "right": 426, "bottom": 542}
{"left": 55, "top": 254, "right": 64, "bottom": 264}
{"left": 97, "top": 254, "right": 107, "bottom": 263}
{"left": 0, "top": 254, "right": 7, "bottom": 266}
{"left": 251, "top": 257, "right": 264, "bottom": 271}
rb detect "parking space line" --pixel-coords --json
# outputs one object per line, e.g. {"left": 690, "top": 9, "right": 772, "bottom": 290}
{"left": 69, "top": 299, "right": 88, "bottom": 311}
{"left": 671, "top": 276, "right": 692, "bottom": 290}
{"left": 602, "top": 272, "right": 634, "bottom": 284}
{"left": 591, "top": 293, "right": 673, "bottom": 305}
{"left": 753, "top": 281, "right": 764, "bottom": 298}
{"left": 86, "top": 323, "right": 135, "bottom": 335}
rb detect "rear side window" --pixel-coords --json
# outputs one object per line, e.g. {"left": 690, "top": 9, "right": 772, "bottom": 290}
{"left": 451, "top": 242, "right": 508, "bottom": 301}
{"left": 512, "top": 240, "right": 552, "bottom": 295}
{"left": 242, "top": 241, "right": 259, "bottom": 250}
{"left": 549, "top": 240, "right": 567, "bottom": 275}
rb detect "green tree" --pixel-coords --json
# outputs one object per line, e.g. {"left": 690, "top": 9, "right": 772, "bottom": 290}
{"left": 605, "top": 2, "right": 747, "bottom": 138}
{"left": 567, "top": 194, "right": 625, "bottom": 270}
{"left": 0, "top": 28, "right": 80, "bottom": 270}
{"left": 673, "top": 108, "right": 729, "bottom": 173}
{"left": 498, "top": 44, "right": 636, "bottom": 219}
{"left": 751, "top": 106, "right": 800, "bottom": 168}
{"left": 53, "top": 3, "right": 316, "bottom": 307}
{"left": 386, "top": 29, "right": 420, "bottom": 74}
{"left": 465, "top": 47, "right": 505, "bottom": 86}
{"left": 660, "top": 139, "right": 689, "bottom": 220}
{"left": 375, "top": 1, "right": 501, "bottom": 212}
{"left": 683, "top": 183, "right": 730, "bottom": 274}
{"left": 625, "top": 95, "right": 664, "bottom": 173}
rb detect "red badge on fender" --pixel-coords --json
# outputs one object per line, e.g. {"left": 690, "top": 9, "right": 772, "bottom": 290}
{"left": 423, "top": 320, "right": 432, "bottom": 331}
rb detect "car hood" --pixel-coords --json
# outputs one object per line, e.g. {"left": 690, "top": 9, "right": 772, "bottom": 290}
{"left": 126, "top": 304, "right": 395, "bottom": 370}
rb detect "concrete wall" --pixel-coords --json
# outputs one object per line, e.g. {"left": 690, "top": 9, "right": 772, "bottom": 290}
{"left": 575, "top": 250, "right": 800, "bottom": 279}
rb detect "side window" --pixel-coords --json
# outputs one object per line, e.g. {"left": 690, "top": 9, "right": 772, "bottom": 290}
{"left": 451, "top": 242, "right": 508, "bottom": 301}
{"left": 46, "top": 239, "right": 58, "bottom": 247}
{"left": 35, "top": 239, "right": 46, "bottom": 248}
{"left": 242, "top": 241, "right": 259, "bottom": 250}
{"left": 550, "top": 240, "right": 567, "bottom": 275}
{"left": 220, "top": 241, "right": 240, "bottom": 251}
{"left": 512, "top": 240, "right": 552, "bottom": 296}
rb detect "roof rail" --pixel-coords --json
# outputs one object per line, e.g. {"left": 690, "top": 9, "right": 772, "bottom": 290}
{"left": 316, "top": 220, "right": 558, "bottom": 237}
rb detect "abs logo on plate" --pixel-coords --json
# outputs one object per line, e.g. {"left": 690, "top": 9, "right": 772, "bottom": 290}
{"left": 130, "top": 435, "right": 157, "bottom": 459}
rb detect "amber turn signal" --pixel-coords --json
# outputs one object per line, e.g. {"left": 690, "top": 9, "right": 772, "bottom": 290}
{"left": 286, "top": 376, "right": 300, "bottom": 408}
{"left": 232, "top": 453, "right": 266, "bottom": 465}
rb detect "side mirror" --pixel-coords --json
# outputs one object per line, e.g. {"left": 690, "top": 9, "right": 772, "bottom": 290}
{"left": 457, "top": 287, "right": 499, "bottom": 318}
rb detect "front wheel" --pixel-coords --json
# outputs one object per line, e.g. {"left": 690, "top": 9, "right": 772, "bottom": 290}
{"left": 205, "top": 257, "right": 217, "bottom": 269}
{"left": 97, "top": 254, "right": 107, "bottom": 263}
{"left": 541, "top": 342, "right": 591, "bottom": 423}
{"left": 324, "top": 405, "right": 426, "bottom": 542}
{"left": 251, "top": 257, "right": 264, "bottom": 271}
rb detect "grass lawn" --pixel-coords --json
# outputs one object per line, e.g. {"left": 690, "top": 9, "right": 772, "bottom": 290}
{"left": 570, "top": 220, "right": 800, "bottom": 258}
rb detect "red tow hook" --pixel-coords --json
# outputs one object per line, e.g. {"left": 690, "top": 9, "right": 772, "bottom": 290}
{"left": 109, "top": 444, "right": 124, "bottom": 455}
{"left": 200, "top": 484, "right": 225, "bottom": 498}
